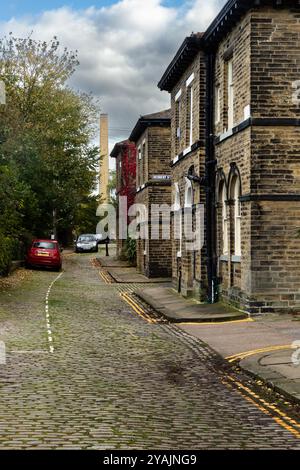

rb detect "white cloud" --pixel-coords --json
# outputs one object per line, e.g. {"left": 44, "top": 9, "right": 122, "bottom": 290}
{"left": 0, "top": 0, "right": 226, "bottom": 148}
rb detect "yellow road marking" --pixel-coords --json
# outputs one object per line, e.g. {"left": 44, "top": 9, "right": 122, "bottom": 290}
{"left": 226, "top": 344, "right": 292, "bottom": 363}
{"left": 177, "top": 318, "right": 253, "bottom": 326}
{"left": 99, "top": 271, "right": 107, "bottom": 284}
{"left": 104, "top": 273, "right": 112, "bottom": 284}
{"left": 224, "top": 375, "right": 300, "bottom": 439}
{"left": 99, "top": 270, "right": 111, "bottom": 284}
{"left": 120, "top": 292, "right": 156, "bottom": 324}
{"left": 104, "top": 264, "right": 300, "bottom": 439}
{"left": 121, "top": 292, "right": 154, "bottom": 322}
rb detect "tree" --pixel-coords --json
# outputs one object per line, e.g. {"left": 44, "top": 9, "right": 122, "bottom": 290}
{"left": 107, "top": 170, "right": 117, "bottom": 207}
{"left": 0, "top": 34, "right": 100, "bottom": 248}
{"left": 73, "top": 195, "right": 101, "bottom": 238}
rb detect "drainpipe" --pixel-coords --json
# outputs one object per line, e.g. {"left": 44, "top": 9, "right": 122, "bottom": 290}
{"left": 205, "top": 51, "right": 218, "bottom": 303}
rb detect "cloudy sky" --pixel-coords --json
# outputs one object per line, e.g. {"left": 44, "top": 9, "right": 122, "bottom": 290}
{"left": 0, "top": 0, "right": 227, "bottom": 149}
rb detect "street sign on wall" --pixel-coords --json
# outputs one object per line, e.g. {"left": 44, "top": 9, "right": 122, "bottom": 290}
{"left": 152, "top": 175, "right": 171, "bottom": 180}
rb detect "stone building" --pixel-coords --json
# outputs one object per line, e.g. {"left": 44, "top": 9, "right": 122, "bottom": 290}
{"left": 158, "top": 34, "right": 207, "bottom": 298}
{"left": 110, "top": 140, "right": 136, "bottom": 258}
{"left": 129, "top": 110, "right": 172, "bottom": 278}
{"left": 158, "top": 0, "right": 300, "bottom": 314}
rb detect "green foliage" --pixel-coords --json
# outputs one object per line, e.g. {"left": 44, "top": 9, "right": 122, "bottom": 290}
{"left": 0, "top": 33, "right": 100, "bottom": 258}
{"left": 124, "top": 237, "right": 136, "bottom": 265}
{"left": 0, "top": 164, "right": 39, "bottom": 236}
{"left": 108, "top": 170, "right": 117, "bottom": 207}
{"left": 0, "top": 233, "right": 20, "bottom": 275}
{"left": 73, "top": 195, "right": 101, "bottom": 237}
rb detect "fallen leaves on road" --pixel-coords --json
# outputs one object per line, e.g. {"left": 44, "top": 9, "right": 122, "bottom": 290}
{"left": 0, "top": 269, "right": 31, "bottom": 291}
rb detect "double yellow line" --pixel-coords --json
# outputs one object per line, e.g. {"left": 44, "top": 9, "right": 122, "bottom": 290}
{"left": 177, "top": 318, "right": 253, "bottom": 326}
{"left": 99, "top": 270, "right": 112, "bottom": 284}
{"left": 120, "top": 292, "right": 157, "bottom": 324}
{"left": 226, "top": 344, "right": 292, "bottom": 363}
{"left": 224, "top": 374, "right": 300, "bottom": 439}
{"left": 118, "top": 282, "right": 300, "bottom": 438}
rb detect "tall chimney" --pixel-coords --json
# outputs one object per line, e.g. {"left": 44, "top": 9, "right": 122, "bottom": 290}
{"left": 99, "top": 114, "right": 109, "bottom": 202}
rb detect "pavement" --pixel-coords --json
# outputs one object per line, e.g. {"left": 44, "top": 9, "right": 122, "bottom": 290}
{"left": 98, "top": 256, "right": 172, "bottom": 284}
{"left": 136, "top": 285, "right": 248, "bottom": 322}
{"left": 0, "top": 252, "right": 300, "bottom": 449}
{"left": 133, "top": 284, "right": 300, "bottom": 404}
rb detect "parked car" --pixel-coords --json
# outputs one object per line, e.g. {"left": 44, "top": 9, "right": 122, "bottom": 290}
{"left": 75, "top": 234, "right": 98, "bottom": 253}
{"left": 95, "top": 233, "right": 110, "bottom": 245}
{"left": 26, "top": 239, "right": 62, "bottom": 271}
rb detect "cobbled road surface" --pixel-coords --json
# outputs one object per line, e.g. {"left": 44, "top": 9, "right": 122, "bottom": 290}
{"left": 0, "top": 253, "right": 299, "bottom": 450}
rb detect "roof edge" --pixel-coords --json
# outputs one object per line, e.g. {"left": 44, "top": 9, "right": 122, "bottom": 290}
{"left": 129, "top": 116, "right": 171, "bottom": 143}
{"left": 158, "top": 34, "right": 203, "bottom": 92}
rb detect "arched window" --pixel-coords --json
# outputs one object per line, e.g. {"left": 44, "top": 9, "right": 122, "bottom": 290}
{"left": 173, "top": 183, "right": 182, "bottom": 258}
{"left": 184, "top": 177, "right": 193, "bottom": 208}
{"left": 174, "top": 183, "right": 180, "bottom": 211}
{"left": 233, "top": 176, "right": 241, "bottom": 256}
{"left": 221, "top": 183, "right": 228, "bottom": 256}
{"left": 228, "top": 163, "right": 242, "bottom": 258}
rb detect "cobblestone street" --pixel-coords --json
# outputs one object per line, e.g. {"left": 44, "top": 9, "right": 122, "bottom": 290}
{"left": 0, "top": 254, "right": 299, "bottom": 449}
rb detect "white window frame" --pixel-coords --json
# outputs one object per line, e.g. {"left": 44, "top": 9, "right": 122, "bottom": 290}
{"left": 186, "top": 73, "right": 194, "bottom": 147}
{"left": 176, "top": 97, "right": 181, "bottom": 140}
{"left": 184, "top": 177, "right": 193, "bottom": 208}
{"left": 234, "top": 178, "right": 241, "bottom": 257}
{"left": 188, "top": 85, "right": 194, "bottom": 147}
{"left": 174, "top": 182, "right": 181, "bottom": 211}
{"left": 227, "top": 58, "right": 234, "bottom": 130}
{"left": 186, "top": 73, "right": 194, "bottom": 88}
{"left": 174, "top": 183, "right": 182, "bottom": 258}
{"left": 175, "top": 89, "right": 182, "bottom": 102}
{"left": 222, "top": 184, "right": 228, "bottom": 256}
{"left": 215, "top": 85, "right": 221, "bottom": 125}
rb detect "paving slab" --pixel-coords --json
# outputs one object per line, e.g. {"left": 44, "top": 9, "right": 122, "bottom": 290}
{"left": 133, "top": 283, "right": 300, "bottom": 404}
{"left": 178, "top": 316, "right": 300, "bottom": 404}
{"left": 97, "top": 257, "right": 132, "bottom": 268}
{"left": 135, "top": 286, "right": 247, "bottom": 322}
{"left": 107, "top": 268, "right": 172, "bottom": 284}
{"left": 241, "top": 351, "right": 300, "bottom": 400}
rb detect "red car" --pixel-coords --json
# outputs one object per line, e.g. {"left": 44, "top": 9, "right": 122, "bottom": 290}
{"left": 26, "top": 239, "right": 62, "bottom": 271}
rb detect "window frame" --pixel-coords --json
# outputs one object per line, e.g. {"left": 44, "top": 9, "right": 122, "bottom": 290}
{"left": 233, "top": 177, "right": 241, "bottom": 257}
{"left": 215, "top": 85, "right": 221, "bottom": 125}
{"left": 221, "top": 183, "right": 228, "bottom": 256}
{"left": 226, "top": 58, "right": 234, "bottom": 130}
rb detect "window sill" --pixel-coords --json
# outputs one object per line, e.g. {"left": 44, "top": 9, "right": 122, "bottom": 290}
{"left": 183, "top": 146, "right": 192, "bottom": 156}
{"left": 215, "top": 117, "right": 252, "bottom": 145}
{"left": 171, "top": 141, "right": 201, "bottom": 167}
{"left": 177, "top": 251, "right": 182, "bottom": 258}
{"left": 231, "top": 255, "right": 241, "bottom": 263}
{"left": 220, "top": 255, "right": 228, "bottom": 262}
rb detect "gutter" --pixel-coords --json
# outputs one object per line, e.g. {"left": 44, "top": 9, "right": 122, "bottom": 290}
{"left": 205, "top": 52, "right": 218, "bottom": 304}
{"left": 129, "top": 118, "right": 171, "bottom": 144}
